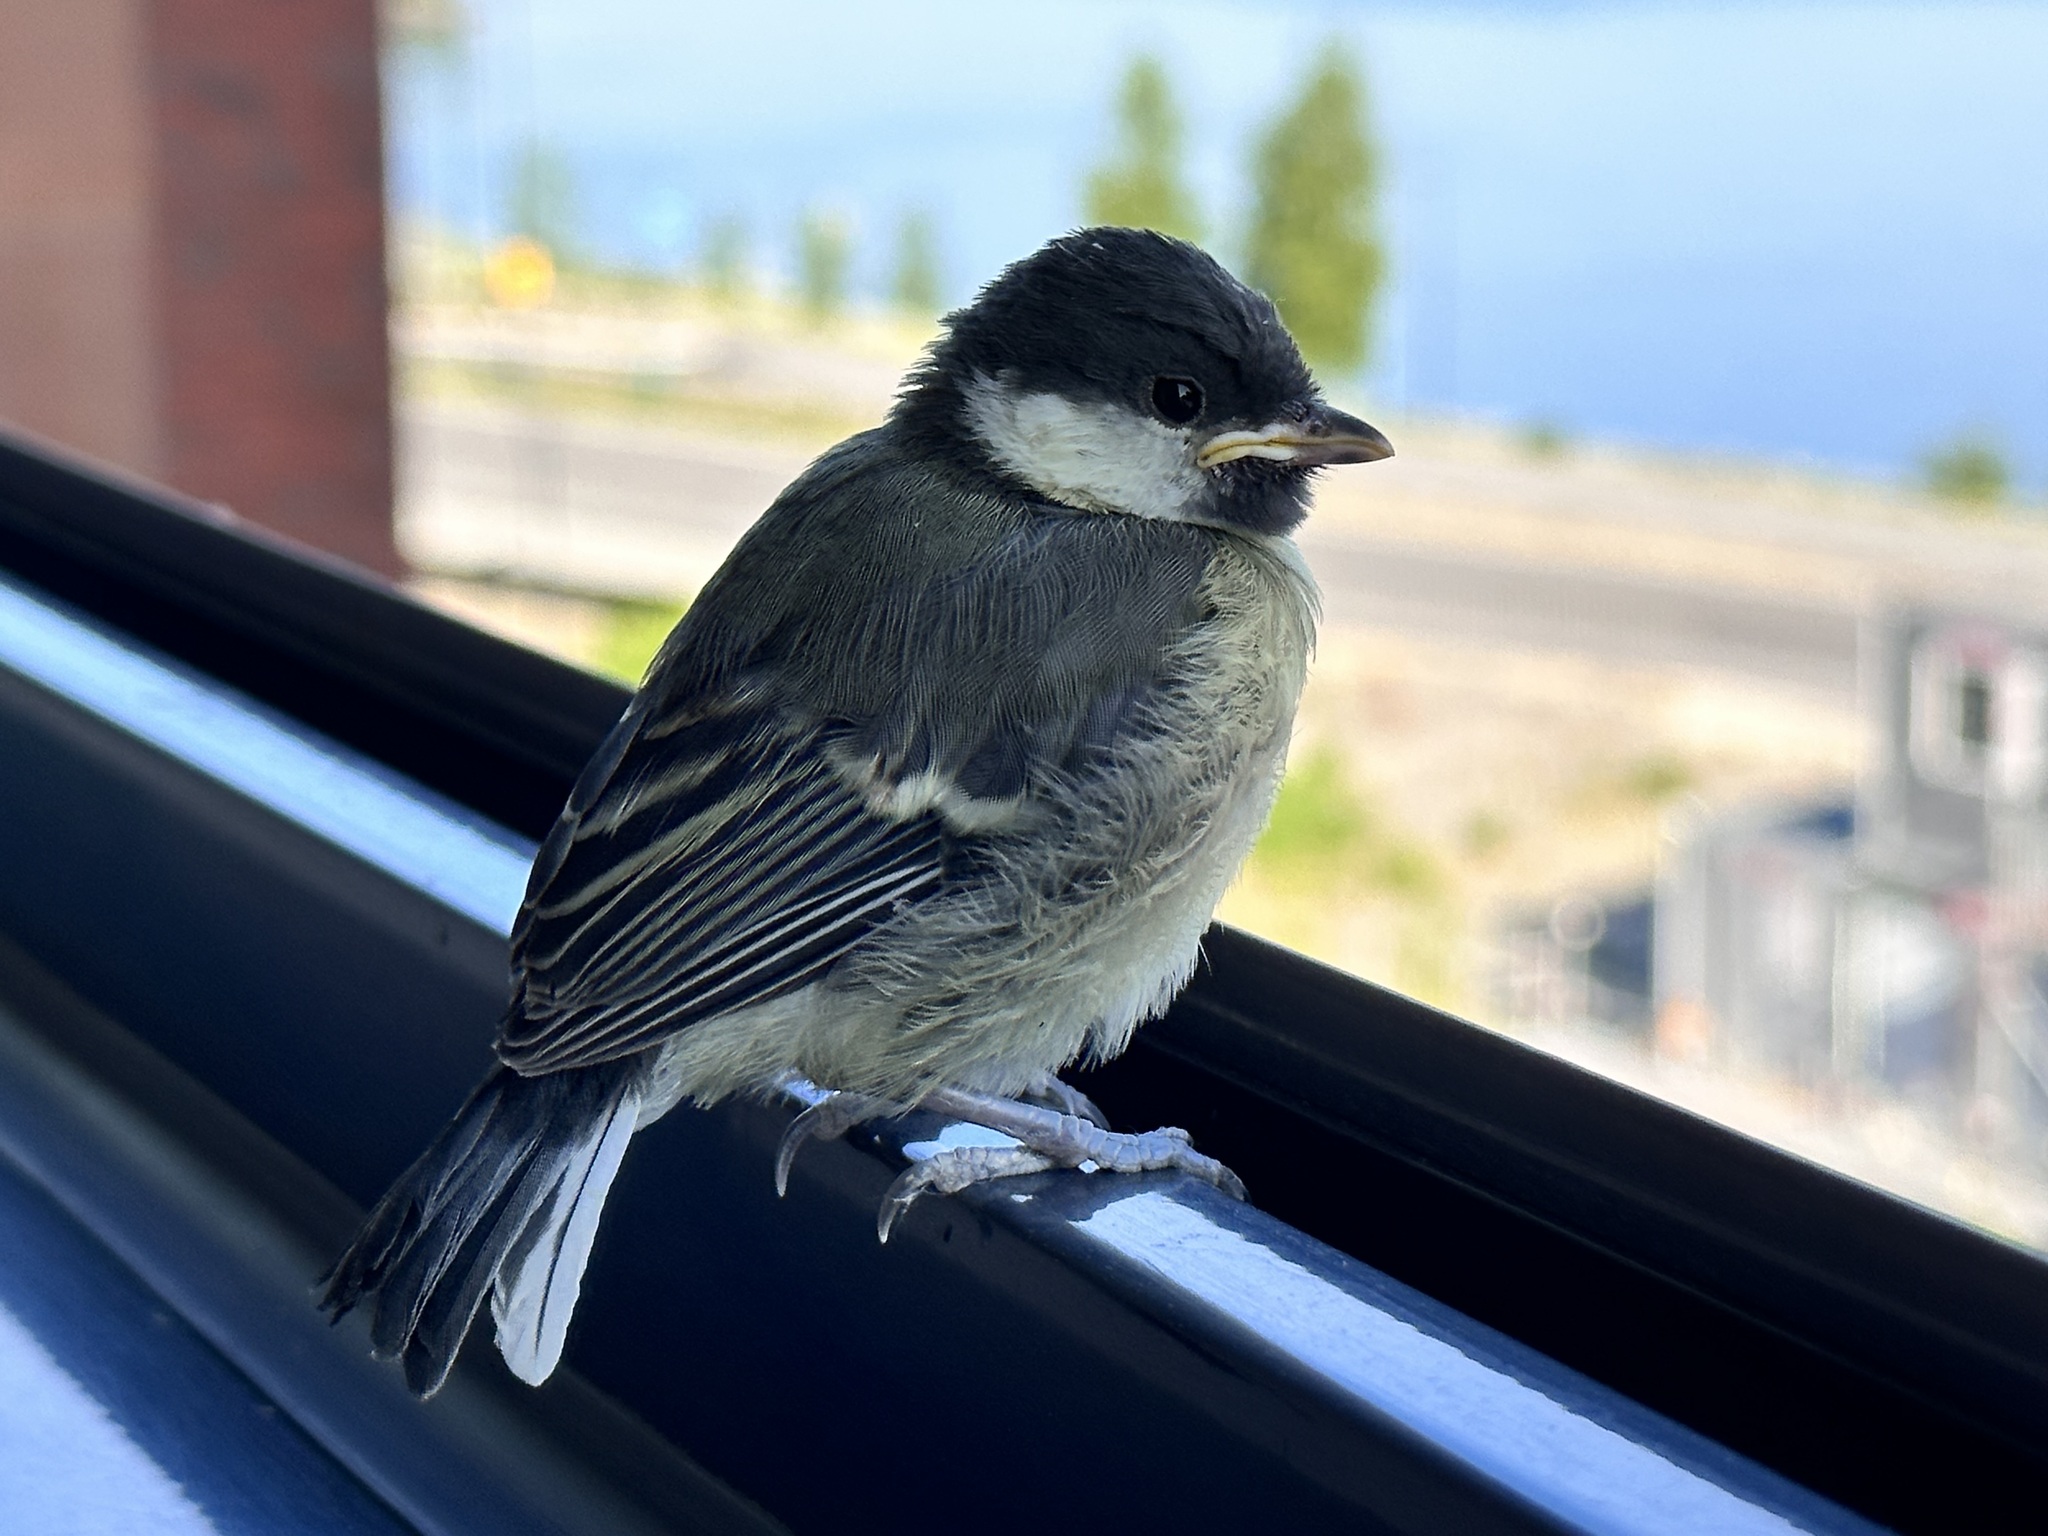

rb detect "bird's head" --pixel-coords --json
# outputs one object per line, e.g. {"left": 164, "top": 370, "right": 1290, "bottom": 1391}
{"left": 893, "top": 226, "right": 1391, "bottom": 537}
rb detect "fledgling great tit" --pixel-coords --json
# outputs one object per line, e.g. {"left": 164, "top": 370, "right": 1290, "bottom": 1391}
{"left": 320, "top": 227, "right": 1393, "bottom": 1397}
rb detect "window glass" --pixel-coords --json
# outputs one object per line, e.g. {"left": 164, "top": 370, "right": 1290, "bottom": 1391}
{"left": 384, "top": 1, "right": 2048, "bottom": 1252}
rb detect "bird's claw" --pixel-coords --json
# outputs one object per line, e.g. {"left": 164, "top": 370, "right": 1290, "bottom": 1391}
{"left": 873, "top": 1088, "right": 1247, "bottom": 1241}
{"left": 774, "top": 1089, "right": 900, "bottom": 1196}
{"left": 778, "top": 1086, "right": 1243, "bottom": 1238}
{"left": 877, "top": 1145, "right": 1058, "bottom": 1242}
{"left": 1158, "top": 1133, "right": 1249, "bottom": 1203}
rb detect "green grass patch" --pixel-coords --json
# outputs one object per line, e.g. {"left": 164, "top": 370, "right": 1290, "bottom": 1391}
{"left": 1460, "top": 808, "right": 1512, "bottom": 859}
{"left": 1253, "top": 749, "right": 1445, "bottom": 900}
{"left": 592, "top": 596, "right": 691, "bottom": 685}
{"left": 1621, "top": 753, "right": 1694, "bottom": 803}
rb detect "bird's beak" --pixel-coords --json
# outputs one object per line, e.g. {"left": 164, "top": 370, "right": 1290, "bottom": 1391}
{"left": 1196, "top": 405, "right": 1395, "bottom": 470}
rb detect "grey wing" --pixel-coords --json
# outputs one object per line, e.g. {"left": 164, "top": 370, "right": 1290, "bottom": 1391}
{"left": 494, "top": 452, "right": 1216, "bottom": 1077}
{"left": 495, "top": 699, "right": 947, "bottom": 1075}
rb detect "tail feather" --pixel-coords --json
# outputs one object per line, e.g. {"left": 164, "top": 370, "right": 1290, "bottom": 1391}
{"left": 391, "top": 1144, "right": 558, "bottom": 1385}
{"left": 492, "top": 1085, "right": 639, "bottom": 1384}
{"left": 319, "top": 1060, "right": 642, "bottom": 1398}
{"left": 364, "top": 1095, "right": 565, "bottom": 1363}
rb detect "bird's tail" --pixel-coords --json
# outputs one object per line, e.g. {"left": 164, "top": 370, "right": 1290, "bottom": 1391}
{"left": 317, "top": 1059, "right": 643, "bottom": 1398}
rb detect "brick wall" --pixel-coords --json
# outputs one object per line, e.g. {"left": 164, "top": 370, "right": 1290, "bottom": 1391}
{"left": 0, "top": 2, "right": 163, "bottom": 475}
{"left": 0, "top": 0, "right": 397, "bottom": 576}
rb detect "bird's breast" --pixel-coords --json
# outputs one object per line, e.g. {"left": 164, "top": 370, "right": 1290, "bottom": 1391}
{"left": 967, "top": 530, "right": 1319, "bottom": 1071}
{"left": 684, "top": 530, "right": 1322, "bottom": 1107}
{"left": 1091, "top": 530, "right": 1317, "bottom": 883}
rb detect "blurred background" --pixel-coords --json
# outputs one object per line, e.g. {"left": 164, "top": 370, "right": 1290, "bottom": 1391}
{"left": 7, "top": 0, "right": 2048, "bottom": 1249}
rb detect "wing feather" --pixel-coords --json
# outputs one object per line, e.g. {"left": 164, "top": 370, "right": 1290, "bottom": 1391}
{"left": 493, "top": 460, "right": 1223, "bottom": 1081}
{"left": 497, "top": 704, "right": 946, "bottom": 1075}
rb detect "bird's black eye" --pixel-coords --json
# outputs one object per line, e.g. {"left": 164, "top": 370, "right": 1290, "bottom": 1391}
{"left": 1151, "top": 376, "right": 1204, "bottom": 425}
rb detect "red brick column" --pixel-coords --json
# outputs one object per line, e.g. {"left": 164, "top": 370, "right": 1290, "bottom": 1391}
{"left": 0, "top": 0, "right": 397, "bottom": 577}
{"left": 0, "top": 2, "right": 163, "bottom": 476}
{"left": 148, "top": 0, "right": 398, "bottom": 575}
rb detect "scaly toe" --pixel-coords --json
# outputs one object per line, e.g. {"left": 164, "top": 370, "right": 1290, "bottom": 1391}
{"left": 876, "top": 1144, "right": 1057, "bottom": 1243}
{"left": 1024, "top": 1072, "right": 1112, "bottom": 1130}
{"left": 1177, "top": 1145, "right": 1248, "bottom": 1201}
{"left": 1106, "top": 1125, "right": 1247, "bottom": 1200}
{"left": 915, "top": 1089, "right": 1248, "bottom": 1202}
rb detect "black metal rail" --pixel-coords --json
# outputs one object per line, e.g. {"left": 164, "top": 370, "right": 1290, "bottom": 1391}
{"left": 0, "top": 425, "right": 2041, "bottom": 1532}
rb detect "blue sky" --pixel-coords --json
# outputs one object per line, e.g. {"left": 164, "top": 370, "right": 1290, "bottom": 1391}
{"left": 388, "top": 1, "right": 2048, "bottom": 485}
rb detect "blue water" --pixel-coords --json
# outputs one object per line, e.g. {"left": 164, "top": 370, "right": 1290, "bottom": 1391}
{"left": 387, "top": 1, "right": 2048, "bottom": 486}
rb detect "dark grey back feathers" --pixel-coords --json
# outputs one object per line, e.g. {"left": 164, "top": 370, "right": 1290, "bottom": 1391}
{"left": 659, "top": 435, "right": 1217, "bottom": 791}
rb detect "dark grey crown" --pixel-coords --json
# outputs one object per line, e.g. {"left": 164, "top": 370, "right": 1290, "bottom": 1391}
{"left": 893, "top": 228, "right": 1329, "bottom": 534}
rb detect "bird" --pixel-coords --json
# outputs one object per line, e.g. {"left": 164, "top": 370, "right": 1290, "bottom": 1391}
{"left": 318, "top": 227, "right": 1393, "bottom": 1398}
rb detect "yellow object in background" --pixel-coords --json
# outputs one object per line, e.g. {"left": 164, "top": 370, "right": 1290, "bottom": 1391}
{"left": 485, "top": 237, "right": 556, "bottom": 310}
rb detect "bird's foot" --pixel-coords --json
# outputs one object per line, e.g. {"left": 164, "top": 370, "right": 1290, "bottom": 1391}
{"left": 774, "top": 1088, "right": 905, "bottom": 1196}
{"left": 1019, "top": 1071, "right": 1111, "bottom": 1130}
{"left": 877, "top": 1143, "right": 1061, "bottom": 1241}
{"left": 773, "top": 1074, "right": 1102, "bottom": 1194}
{"left": 876, "top": 1085, "right": 1246, "bottom": 1242}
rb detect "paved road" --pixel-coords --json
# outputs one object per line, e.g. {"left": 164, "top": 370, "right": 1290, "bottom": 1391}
{"left": 1302, "top": 537, "right": 1858, "bottom": 698}
{"left": 398, "top": 402, "right": 1862, "bottom": 703}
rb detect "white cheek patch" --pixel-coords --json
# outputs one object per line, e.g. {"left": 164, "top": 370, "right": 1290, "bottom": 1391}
{"left": 963, "top": 373, "right": 1205, "bottom": 521}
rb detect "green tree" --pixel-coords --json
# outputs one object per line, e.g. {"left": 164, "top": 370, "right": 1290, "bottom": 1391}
{"left": 701, "top": 213, "right": 749, "bottom": 302}
{"left": 593, "top": 595, "right": 691, "bottom": 684}
{"left": 1084, "top": 56, "right": 1203, "bottom": 241}
{"left": 382, "top": 0, "right": 468, "bottom": 65}
{"left": 891, "top": 210, "right": 943, "bottom": 315}
{"left": 797, "top": 209, "right": 852, "bottom": 322}
{"left": 1245, "top": 44, "right": 1384, "bottom": 376}
{"left": 1925, "top": 434, "right": 2009, "bottom": 510}
{"left": 506, "top": 140, "right": 580, "bottom": 265}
